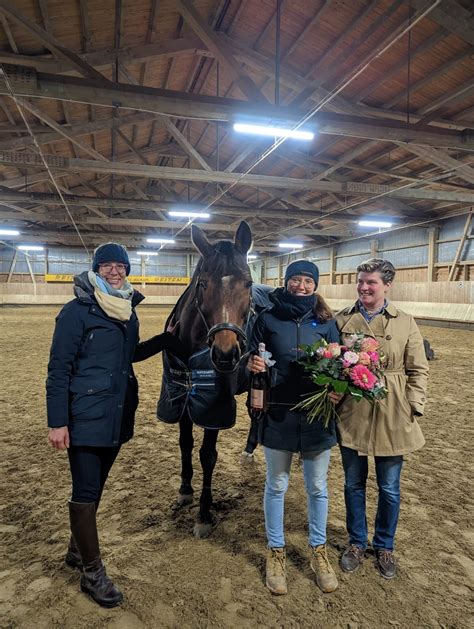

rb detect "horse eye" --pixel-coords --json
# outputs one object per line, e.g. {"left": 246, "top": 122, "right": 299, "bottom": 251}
{"left": 199, "top": 280, "right": 208, "bottom": 289}
{"left": 246, "top": 280, "right": 253, "bottom": 288}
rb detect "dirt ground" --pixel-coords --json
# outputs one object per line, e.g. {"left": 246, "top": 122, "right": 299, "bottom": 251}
{"left": 0, "top": 305, "right": 472, "bottom": 628}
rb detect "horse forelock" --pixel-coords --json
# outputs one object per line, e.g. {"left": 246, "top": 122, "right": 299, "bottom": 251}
{"left": 200, "top": 241, "right": 249, "bottom": 278}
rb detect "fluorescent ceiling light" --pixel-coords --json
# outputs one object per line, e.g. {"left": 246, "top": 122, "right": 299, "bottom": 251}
{"left": 358, "top": 220, "right": 393, "bottom": 228}
{"left": 18, "top": 245, "right": 44, "bottom": 251}
{"left": 247, "top": 254, "right": 258, "bottom": 260}
{"left": 233, "top": 123, "right": 314, "bottom": 141}
{"left": 278, "top": 242, "right": 304, "bottom": 249}
{"left": 168, "top": 210, "right": 210, "bottom": 219}
{"left": 0, "top": 228, "right": 20, "bottom": 236}
{"left": 146, "top": 237, "right": 175, "bottom": 244}
{"left": 136, "top": 251, "right": 159, "bottom": 256}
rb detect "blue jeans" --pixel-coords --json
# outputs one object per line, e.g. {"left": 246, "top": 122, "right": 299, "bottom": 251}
{"left": 263, "top": 446, "right": 331, "bottom": 548}
{"left": 340, "top": 446, "right": 403, "bottom": 551}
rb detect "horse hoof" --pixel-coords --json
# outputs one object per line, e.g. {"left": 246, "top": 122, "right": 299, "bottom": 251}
{"left": 193, "top": 520, "right": 215, "bottom": 539}
{"left": 240, "top": 451, "right": 255, "bottom": 466}
{"left": 171, "top": 493, "right": 194, "bottom": 511}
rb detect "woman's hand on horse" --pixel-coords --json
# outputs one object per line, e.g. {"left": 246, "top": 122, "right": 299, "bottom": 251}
{"left": 328, "top": 391, "right": 344, "bottom": 404}
{"left": 247, "top": 355, "right": 266, "bottom": 373}
{"left": 166, "top": 319, "right": 180, "bottom": 335}
{"left": 48, "top": 426, "right": 70, "bottom": 450}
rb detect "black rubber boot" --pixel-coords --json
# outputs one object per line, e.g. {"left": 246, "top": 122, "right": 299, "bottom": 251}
{"left": 69, "top": 501, "right": 123, "bottom": 608}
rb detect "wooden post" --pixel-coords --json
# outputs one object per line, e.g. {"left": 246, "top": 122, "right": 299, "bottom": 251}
{"left": 141, "top": 255, "right": 145, "bottom": 290}
{"left": 7, "top": 249, "right": 17, "bottom": 282}
{"left": 448, "top": 211, "right": 472, "bottom": 281}
{"left": 329, "top": 246, "right": 336, "bottom": 285}
{"left": 427, "top": 227, "right": 438, "bottom": 282}
{"left": 370, "top": 238, "right": 378, "bottom": 258}
{"left": 24, "top": 253, "right": 37, "bottom": 295}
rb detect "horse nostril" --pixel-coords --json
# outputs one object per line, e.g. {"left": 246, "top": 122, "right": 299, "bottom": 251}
{"left": 211, "top": 344, "right": 241, "bottom": 373}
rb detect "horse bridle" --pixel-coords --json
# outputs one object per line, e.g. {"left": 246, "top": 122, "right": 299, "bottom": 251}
{"left": 193, "top": 275, "right": 253, "bottom": 357}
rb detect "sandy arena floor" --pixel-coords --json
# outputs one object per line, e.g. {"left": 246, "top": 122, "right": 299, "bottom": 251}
{"left": 0, "top": 306, "right": 472, "bottom": 628}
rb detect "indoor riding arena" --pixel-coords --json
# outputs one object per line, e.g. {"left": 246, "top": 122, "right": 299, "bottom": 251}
{"left": 0, "top": 1, "right": 473, "bottom": 627}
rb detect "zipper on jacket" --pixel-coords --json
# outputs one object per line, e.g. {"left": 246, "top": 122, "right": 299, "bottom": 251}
{"left": 296, "top": 318, "right": 301, "bottom": 359}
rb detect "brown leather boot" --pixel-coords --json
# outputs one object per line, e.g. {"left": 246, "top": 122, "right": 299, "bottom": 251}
{"left": 65, "top": 536, "right": 82, "bottom": 570}
{"left": 65, "top": 494, "right": 102, "bottom": 570}
{"left": 69, "top": 501, "right": 123, "bottom": 608}
{"left": 310, "top": 544, "right": 338, "bottom": 593}
{"left": 265, "top": 547, "right": 287, "bottom": 595}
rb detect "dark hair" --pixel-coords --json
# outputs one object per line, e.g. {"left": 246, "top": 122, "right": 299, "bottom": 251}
{"left": 314, "top": 293, "right": 334, "bottom": 323}
{"left": 357, "top": 258, "right": 396, "bottom": 285}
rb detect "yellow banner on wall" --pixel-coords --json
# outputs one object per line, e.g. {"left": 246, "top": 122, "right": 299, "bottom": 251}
{"left": 45, "top": 274, "right": 190, "bottom": 285}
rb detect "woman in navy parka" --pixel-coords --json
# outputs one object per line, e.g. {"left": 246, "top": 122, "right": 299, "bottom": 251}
{"left": 247, "top": 259, "right": 340, "bottom": 597}
{"left": 46, "top": 243, "right": 182, "bottom": 608}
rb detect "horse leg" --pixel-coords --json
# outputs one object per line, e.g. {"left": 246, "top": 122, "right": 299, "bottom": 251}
{"left": 172, "top": 412, "right": 195, "bottom": 510}
{"left": 193, "top": 429, "right": 219, "bottom": 538}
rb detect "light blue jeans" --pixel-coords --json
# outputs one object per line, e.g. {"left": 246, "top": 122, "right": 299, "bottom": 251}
{"left": 263, "top": 446, "right": 332, "bottom": 548}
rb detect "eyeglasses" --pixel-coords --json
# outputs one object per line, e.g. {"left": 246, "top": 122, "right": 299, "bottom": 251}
{"left": 99, "top": 263, "right": 127, "bottom": 274}
{"left": 288, "top": 276, "right": 315, "bottom": 288}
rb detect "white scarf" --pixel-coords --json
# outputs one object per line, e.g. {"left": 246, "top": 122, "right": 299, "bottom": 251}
{"left": 87, "top": 271, "right": 133, "bottom": 322}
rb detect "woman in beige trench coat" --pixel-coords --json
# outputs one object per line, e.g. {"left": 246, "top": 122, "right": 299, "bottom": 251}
{"left": 334, "top": 258, "right": 428, "bottom": 579}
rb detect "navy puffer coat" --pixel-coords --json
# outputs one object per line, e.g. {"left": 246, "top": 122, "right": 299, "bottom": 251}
{"left": 46, "top": 272, "right": 178, "bottom": 447}
{"left": 250, "top": 288, "right": 340, "bottom": 453}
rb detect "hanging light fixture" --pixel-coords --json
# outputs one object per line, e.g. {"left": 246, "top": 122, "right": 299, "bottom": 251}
{"left": 278, "top": 242, "right": 304, "bottom": 249}
{"left": 146, "top": 237, "right": 175, "bottom": 244}
{"left": 168, "top": 210, "right": 211, "bottom": 219}
{"left": 233, "top": 123, "right": 314, "bottom": 141}
{"left": 18, "top": 245, "right": 44, "bottom": 251}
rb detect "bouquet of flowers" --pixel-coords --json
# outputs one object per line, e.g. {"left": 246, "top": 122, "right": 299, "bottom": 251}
{"left": 292, "top": 333, "right": 388, "bottom": 427}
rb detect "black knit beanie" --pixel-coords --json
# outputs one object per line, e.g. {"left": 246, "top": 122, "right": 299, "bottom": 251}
{"left": 284, "top": 259, "right": 319, "bottom": 287}
{"left": 92, "top": 242, "right": 131, "bottom": 276}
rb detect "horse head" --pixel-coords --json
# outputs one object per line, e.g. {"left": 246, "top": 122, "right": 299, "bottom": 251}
{"left": 189, "top": 221, "right": 253, "bottom": 373}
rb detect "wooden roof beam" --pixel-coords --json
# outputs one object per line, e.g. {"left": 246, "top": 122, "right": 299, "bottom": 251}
{"left": 0, "top": 111, "right": 159, "bottom": 152}
{"left": 12, "top": 97, "right": 108, "bottom": 161}
{"left": 0, "top": 1, "right": 110, "bottom": 83}
{"left": 0, "top": 208, "right": 345, "bottom": 239}
{"left": 0, "top": 189, "right": 369, "bottom": 225}
{"left": 174, "top": 0, "right": 268, "bottom": 104}
{"left": 0, "top": 71, "right": 471, "bottom": 151}
{"left": 1, "top": 150, "right": 473, "bottom": 203}
{"left": 411, "top": 0, "right": 474, "bottom": 45}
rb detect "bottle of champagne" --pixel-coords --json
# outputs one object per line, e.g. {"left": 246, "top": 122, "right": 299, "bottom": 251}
{"left": 250, "top": 342, "right": 269, "bottom": 421}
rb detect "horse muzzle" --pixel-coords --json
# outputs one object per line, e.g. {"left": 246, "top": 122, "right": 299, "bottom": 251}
{"left": 208, "top": 323, "right": 246, "bottom": 373}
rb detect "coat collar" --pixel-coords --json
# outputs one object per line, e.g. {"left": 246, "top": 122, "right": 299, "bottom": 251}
{"left": 344, "top": 300, "right": 398, "bottom": 318}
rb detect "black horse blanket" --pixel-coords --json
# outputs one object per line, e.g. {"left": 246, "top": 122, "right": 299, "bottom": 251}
{"left": 157, "top": 284, "right": 272, "bottom": 430}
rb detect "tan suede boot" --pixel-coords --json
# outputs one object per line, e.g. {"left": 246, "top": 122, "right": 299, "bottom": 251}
{"left": 265, "top": 547, "right": 287, "bottom": 595}
{"left": 310, "top": 544, "right": 338, "bottom": 593}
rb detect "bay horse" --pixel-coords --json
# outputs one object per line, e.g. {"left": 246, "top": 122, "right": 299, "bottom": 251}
{"left": 157, "top": 221, "right": 254, "bottom": 537}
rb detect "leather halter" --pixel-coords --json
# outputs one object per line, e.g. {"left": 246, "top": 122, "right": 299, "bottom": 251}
{"left": 193, "top": 274, "right": 253, "bottom": 368}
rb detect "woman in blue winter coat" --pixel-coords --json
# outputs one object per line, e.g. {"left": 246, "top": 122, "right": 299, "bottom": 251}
{"left": 46, "top": 242, "right": 183, "bottom": 608}
{"left": 247, "top": 259, "right": 340, "bottom": 596}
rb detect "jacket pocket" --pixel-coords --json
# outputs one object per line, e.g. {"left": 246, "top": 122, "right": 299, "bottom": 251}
{"left": 70, "top": 375, "right": 112, "bottom": 420}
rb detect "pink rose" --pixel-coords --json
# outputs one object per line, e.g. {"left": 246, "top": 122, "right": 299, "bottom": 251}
{"left": 360, "top": 337, "right": 379, "bottom": 353}
{"left": 358, "top": 351, "right": 371, "bottom": 366}
{"left": 342, "top": 351, "right": 359, "bottom": 365}
{"left": 327, "top": 342, "right": 342, "bottom": 357}
{"left": 323, "top": 350, "right": 333, "bottom": 359}
{"left": 368, "top": 351, "right": 379, "bottom": 362}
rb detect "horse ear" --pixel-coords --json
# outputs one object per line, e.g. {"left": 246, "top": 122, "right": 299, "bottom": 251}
{"left": 234, "top": 221, "right": 252, "bottom": 255}
{"left": 191, "top": 224, "right": 213, "bottom": 257}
